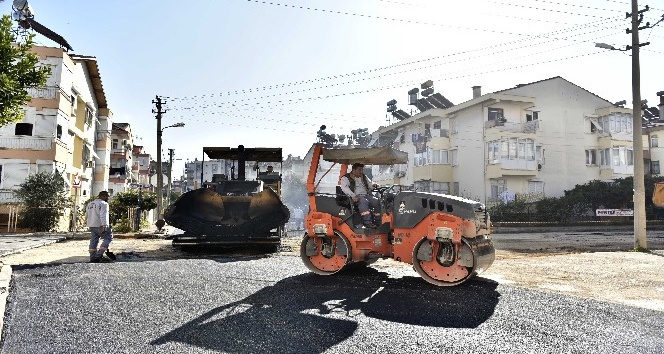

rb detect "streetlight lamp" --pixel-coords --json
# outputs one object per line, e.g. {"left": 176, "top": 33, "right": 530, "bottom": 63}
{"left": 595, "top": 1, "right": 649, "bottom": 250}
{"left": 156, "top": 122, "right": 185, "bottom": 219}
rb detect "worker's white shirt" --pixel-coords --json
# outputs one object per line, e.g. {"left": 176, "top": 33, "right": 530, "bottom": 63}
{"left": 86, "top": 199, "right": 109, "bottom": 228}
{"left": 340, "top": 174, "right": 371, "bottom": 197}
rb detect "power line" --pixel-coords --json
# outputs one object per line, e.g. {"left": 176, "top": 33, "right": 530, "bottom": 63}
{"left": 170, "top": 27, "right": 621, "bottom": 113}
{"left": 166, "top": 16, "right": 623, "bottom": 103}
{"left": 236, "top": 0, "right": 620, "bottom": 34}
{"left": 171, "top": 51, "right": 603, "bottom": 113}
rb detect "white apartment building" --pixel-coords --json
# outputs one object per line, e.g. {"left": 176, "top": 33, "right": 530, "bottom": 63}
{"left": 0, "top": 47, "right": 112, "bottom": 230}
{"left": 371, "top": 77, "right": 640, "bottom": 205}
{"left": 184, "top": 159, "right": 228, "bottom": 191}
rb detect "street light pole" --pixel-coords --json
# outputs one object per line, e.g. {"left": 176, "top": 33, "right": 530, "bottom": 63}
{"left": 630, "top": 0, "right": 647, "bottom": 249}
{"left": 167, "top": 148, "right": 174, "bottom": 208}
{"left": 153, "top": 96, "right": 165, "bottom": 219}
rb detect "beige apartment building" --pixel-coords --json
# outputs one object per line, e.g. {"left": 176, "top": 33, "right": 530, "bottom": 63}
{"left": 0, "top": 46, "right": 112, "bottom": 230}
{"left": 108, "top": 123, "right": 134, "bottom": 195}
{"left": 371, "top": 77, "right": 645, "bottom": 205}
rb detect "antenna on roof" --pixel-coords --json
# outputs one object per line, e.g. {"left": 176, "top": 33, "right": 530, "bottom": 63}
{"left": 11, "top": 0, "right": 74, "bottom": 51}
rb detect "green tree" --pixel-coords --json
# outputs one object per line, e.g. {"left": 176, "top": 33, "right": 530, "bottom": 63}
{"left": 0, "top": 15, "right": 51, "bottom": 126}
{"left": 108, "top": 189, "right": 157, "bottom": 223}
{"left": 15, "top": 171, "right": 69, "bottom": 231}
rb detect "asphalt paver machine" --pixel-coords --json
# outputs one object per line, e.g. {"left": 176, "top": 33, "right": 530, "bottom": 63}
{"left": 165, "top": 145, "right": 289, "bottom": 248}
{"left": 300, "top": 144, "right": 495, "bottom": 286}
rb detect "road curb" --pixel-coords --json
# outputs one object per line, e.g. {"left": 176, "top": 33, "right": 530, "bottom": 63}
{"left": 0, "top": 264, "right": 12, "bottom": 344}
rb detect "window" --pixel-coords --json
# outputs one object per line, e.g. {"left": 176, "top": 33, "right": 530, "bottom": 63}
{"left": 112, "top": 139, "right": 118, "bottom": 149}
{"left": 70, "top": 93, "right": 77, "bottom": 116}
{"left": 612, "top": 148, "right": 620, "bottom": 166}
{"left": 488, "top": 141, "right": 500, "bottom": 163}
{"left": 432, "top": 182, "right": 450, "bottom": 194}
{"left": 626, "top": 148, "right": 634, "bottom": 166}
{"left": 488, "top": 108, "right": 504, "bottom": 121}
{"left": 526, "top": 141, "right": 535, "bottom": 160}
{"left": 450, "top": 117, "right": 457, "bottom": 134}
{"left": 490, "top": 179, "right": 506, "bottom": 201}
{"left": 652, "top": 161, "right": 660, "bottom": 175}
{"left": 585, "top": 149, "right": 597, "bottom": 165}
{"left": 85, "top": 107, "right": 94, "bottom": 126}
{"left": 56, "top": 125, "right": 62, "bottom": 139}
{"left": 433, "top": 121, "right": 441, "bottom": 129}
{"left": 424, "top": 124, "right": 431, "bottom": 138}
{"left": 15, "top": 123, "right": 33, "bottom": 136}
{"left": 452, "top": 182, "right": 459, "bottom": 195}
{"left": 451, "top": 150, "right": 458, "bottom": 166}
{"left": 0, "top": 165, "right": 3, "bottom": 187}
{"left": 589, "top": 120, "right": 597, "bottom": 133}
{"left": 652, "top": 135, "right": 659, "bottom": 148}
{"left": 430, "top": 149, "right": 448, "bottom": 164}
{"left": 528, "top": 181, "right": 544, "bottom": 194}
{"left": 526, "top": 112, "right": 539, "bottom": 122}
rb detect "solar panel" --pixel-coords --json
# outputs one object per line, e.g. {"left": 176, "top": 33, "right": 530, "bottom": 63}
{"left": 392, "top": 110, "right": 411, "bottom": 120}
{"left": 645, "top": 107, "right": 660, "bottom": 119}
{"left": 417, "top": 98, "right": 435, "bottom": 111}
{"left": 429, "top": 93, "right": 454, "bottom": 108}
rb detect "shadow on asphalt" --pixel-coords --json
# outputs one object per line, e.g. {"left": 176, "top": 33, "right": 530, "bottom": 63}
{"left": 151, "top": 267, "right": 500, "bottom": 354}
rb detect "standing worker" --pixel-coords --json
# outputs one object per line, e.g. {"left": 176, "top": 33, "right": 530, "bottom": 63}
{"left": 86, "top": 191, "right": 113, "bottom": 263}
{"left": 293, "top": 207, "right": 304, "bottom": 230}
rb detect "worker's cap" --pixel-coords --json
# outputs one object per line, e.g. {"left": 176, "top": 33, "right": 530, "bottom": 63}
{"left": 351, "top": 163, "right": 365, "bottom": 170}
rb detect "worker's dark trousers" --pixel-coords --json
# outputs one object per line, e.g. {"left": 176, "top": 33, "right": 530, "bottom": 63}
{"left": 358, "top": 195, "right": 381, "bottom": 225}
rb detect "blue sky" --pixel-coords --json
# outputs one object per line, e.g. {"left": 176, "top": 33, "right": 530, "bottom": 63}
{"left": 2, "top": 0, "right": 664, "bottom": 177}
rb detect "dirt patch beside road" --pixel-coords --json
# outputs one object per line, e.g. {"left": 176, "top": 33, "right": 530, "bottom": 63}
{"left": 2, "top": 233, "right": 663, "bottom": 312}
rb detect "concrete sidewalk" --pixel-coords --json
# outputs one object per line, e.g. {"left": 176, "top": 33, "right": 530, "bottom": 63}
{"left": 0, "top": 234, "right": 66, "bottom": 257}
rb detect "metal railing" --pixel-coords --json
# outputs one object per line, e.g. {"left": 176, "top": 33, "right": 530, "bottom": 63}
{"left": 0, "top": 136, "right": 52, "bottom": 150}
{"left": 26, "top": 86, "right": 58, "bottom": 99}
{"left": 0, "top": 190, "right": 20, "bottom": 204}
{"left": 485, "top": 120, "right": 539, "bottom": 133}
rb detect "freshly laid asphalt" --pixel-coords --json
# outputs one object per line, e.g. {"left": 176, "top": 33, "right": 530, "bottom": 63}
{"left": 1, "top": 255, "right": 662, "bottom": 354}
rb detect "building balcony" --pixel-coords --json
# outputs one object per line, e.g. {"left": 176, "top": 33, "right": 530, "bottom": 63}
{"left": 486, "top": 159, "right": 538, "bottom": 178}
{"left": 485, "top": 120, "right": 539, "bottom": 134}
{"left": 600, "top": 165, "right": 634, "bottom": 179}
{"left": 26, "top": 86, "right": 58, "bottom": 100}
{"left": 0, "top": 136, "right": 54, "bottom": 150}
{"left": 0, "top": 190, "right": 20, "bottom": 204}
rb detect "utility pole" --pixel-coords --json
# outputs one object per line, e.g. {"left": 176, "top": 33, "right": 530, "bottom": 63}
{"left": 153, "top": 95, "right": 166, "bottom": 219}
{"left": 167, "top": 148, "right": 174, "bottom": 208}
{"left": 628, "top": 1, "right": 650, "bottom": 249}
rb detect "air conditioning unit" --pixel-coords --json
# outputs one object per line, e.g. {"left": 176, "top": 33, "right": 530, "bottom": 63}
{"left": 395, "top": 171, "right": 406, "bottom": 178}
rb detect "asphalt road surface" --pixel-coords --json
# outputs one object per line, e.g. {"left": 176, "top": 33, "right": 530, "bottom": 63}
{"left": 2, "top": 255, "right": 662, "bottom": 354}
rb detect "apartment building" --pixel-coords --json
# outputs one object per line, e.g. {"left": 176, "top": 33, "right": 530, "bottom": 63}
{"left": 131, "top": 145, "right": 152, "bottom": 188}
{"left": 644, "top": 95, "right": 664, "bottom": 175}
{"left": 0, "top": 46, "right": 112, "bottom": 229}
{"left": 108, "top": 123, "right": 133, "bottom": 195}
{"left": 371, "top": 76, "right": 641, "bottom": 205}
{"left": 183, "top": 159, "right": 228, "bottom": 191}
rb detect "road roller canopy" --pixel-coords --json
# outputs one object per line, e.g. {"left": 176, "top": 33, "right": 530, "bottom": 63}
{"left": 203, "top": 146, "right": 283, "bottom": 162}
{"left": 322, "top": 146, "right": 408, "bottom": 165}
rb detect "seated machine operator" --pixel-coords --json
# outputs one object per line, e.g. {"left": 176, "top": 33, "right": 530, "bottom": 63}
{"left": 339, "top": 163, "right": 381, "bottom": 228}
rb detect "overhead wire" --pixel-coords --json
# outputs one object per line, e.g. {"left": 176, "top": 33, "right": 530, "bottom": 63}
{"left": 165, "top": 15, "right": 625, "bottom": 104}
{"left": 168, "top": 51, "right": 604, "bottom": 118}
{"left": 169, "top": 24, "right": 623, "bottom": 113}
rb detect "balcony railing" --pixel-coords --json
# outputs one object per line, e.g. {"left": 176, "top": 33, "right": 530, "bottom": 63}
{"left": 26, "top": 86, "right": 58, "bottom": 100}
{"left": 0, "top": 190, "right": 20, "bottom": 204}
{"left": 485, "top": 120, "right": 539, "bottom": 133}
{"left": 0, "top": 136, "right": 53, "bottom": 150}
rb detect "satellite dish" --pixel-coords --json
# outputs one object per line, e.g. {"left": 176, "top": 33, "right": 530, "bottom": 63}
{"left": 338, "top": 134, "right": 346, "bottom": 143}
{"left": 11, "top": 0, "right": 74, "bottom": 51}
